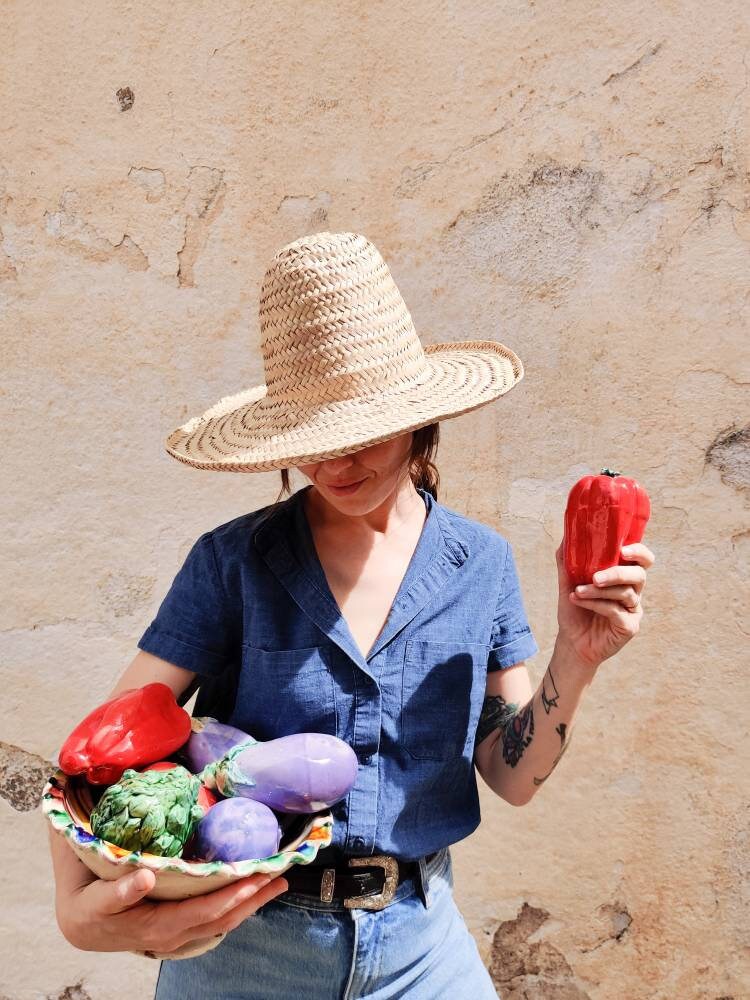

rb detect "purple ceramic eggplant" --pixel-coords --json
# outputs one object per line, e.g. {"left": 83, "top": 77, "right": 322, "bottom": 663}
{"left": 190, "top": 797, "right": 281, "bottom": 863}
{"left": 200, "top": 733, "right": 359, "bottom": 813}
{"left": 179, "top": 718, "right": 256, "bottom": 773}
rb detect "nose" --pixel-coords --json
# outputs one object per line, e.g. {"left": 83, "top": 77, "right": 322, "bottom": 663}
{"left": 321, "top": 454, "right": 357, "bottom": 473}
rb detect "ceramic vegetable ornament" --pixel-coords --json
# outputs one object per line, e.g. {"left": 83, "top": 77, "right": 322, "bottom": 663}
{"left": 563, "top": 468, "right": 651, "bottom": 587}
{"left": 142, "top": 761, "right": 219, "bottom": 813}
{"left": 178, "top": 718, "right": 256, "bottom": 774}
{"left": 200, "top": 733, "right": 359, "bottom": 813}
{"left": 58, "top": 683, "right": 192, "bottom": 785}
{"left": 190, "top": 798, "right": 282, "bottom": 863}
{"left": 89, "top": 763, "right": 206, "bottom": 857}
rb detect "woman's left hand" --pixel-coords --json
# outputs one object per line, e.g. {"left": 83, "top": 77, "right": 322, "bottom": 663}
{"left": 555, "top": 540, "right": 656, "bottom": 670}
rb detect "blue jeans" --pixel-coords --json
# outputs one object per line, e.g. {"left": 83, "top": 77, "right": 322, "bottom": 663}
{"left": 154, "top": 848, "right": 500, "bottom": 999}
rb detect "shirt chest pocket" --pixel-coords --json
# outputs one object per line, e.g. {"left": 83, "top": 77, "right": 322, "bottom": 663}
{"left": 400, "top": 639, "right": 490, "bottom": 760}
{"left": 234, "top": 644, "right": 337, "bottom": 742}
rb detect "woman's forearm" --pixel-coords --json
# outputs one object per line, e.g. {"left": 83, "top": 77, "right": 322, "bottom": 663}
{"left": 478, "top": 638, "right": 597, "bottom": 806}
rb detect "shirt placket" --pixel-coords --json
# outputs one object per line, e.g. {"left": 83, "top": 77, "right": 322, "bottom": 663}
{"left": 253, "top": 488, "right": 470, "bottom": 856}
{"left": 345, "top": 660, "right": 381, "bottom": 853}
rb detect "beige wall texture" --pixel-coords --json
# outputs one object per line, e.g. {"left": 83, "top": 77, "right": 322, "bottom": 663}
{"left": 2, "top": 2, "right": 748, "bottom": 998}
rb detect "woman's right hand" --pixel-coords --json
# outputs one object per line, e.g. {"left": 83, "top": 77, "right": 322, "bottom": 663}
{"left": 56, "top": 862, "right": 289, "bottom": 956}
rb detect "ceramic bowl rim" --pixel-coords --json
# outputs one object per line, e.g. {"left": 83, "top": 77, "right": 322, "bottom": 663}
{"left": 42, "top": 768, "right": 334, "bottom": 878}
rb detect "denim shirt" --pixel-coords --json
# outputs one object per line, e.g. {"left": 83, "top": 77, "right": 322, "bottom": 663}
{"left": 137, "top": 485, "right": 539, "bottom": 861}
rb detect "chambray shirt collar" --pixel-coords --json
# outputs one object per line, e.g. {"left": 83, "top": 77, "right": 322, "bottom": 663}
{"left": 253, "top": 484, "right": 469, "bottom": 676}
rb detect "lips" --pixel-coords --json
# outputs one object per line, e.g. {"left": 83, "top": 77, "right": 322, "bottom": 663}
{"left": 324, "top": 477, "right": 366, "bottom": 493}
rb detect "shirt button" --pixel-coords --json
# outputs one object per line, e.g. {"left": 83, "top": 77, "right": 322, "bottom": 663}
{"left": 358, "top": 753, "right": 373, "bottom": 765}
{"left": 352, "top": 837, "right": 366, "bottom": 851}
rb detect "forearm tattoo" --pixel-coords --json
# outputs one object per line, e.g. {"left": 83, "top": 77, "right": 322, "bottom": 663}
{"left": 533, "top": 722, "right": 571, "bottom": 786}
{"left": 477, "top": 665, "right": 564, "bottom": 773}
{"left": 541, "top": 666, "right": 560, "bottom": 714}
{"left": 476, "top": 694, "right": 535, "bottom": 767}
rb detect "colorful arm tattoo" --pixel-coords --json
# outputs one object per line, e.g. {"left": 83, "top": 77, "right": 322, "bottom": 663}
{"left": 476, "top": 694, "right": 535, "bottom": 767}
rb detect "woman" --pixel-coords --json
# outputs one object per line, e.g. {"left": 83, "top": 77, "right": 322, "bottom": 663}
{"left": 49, "top": 232, "right": 654, "bottom": 998}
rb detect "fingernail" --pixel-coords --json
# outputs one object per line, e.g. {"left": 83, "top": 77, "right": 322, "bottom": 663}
{"left": 133, "top": 871, "right": 151, "bottom": 891}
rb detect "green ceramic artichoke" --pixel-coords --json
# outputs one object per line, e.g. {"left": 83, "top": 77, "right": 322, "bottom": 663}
{"left": 90, "top": 765, "right": 204, "bottom": 857}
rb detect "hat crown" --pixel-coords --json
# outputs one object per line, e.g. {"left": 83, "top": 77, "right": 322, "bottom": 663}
{"left": 258, "top": 232, "right": 429, "bottom": 404}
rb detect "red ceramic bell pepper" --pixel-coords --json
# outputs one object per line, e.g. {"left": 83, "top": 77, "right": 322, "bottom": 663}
{"left": 563, "top": 468, "right": 651, "bottom": 587}
{"left": 58, "top": 683, "right": 193, "bottom": 785}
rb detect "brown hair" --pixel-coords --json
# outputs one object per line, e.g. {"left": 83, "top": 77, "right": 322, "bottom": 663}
{"left": 272, "top": 424, "right": 441, "bottom": 505}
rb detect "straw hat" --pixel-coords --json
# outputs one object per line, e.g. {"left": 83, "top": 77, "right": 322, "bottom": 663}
{"left": 165, "top": 231, "right": 526, "bottom": 472}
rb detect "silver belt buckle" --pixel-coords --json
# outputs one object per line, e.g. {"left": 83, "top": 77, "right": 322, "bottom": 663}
{"left": 343, "top": 855, "right": 400, "bottom": 910}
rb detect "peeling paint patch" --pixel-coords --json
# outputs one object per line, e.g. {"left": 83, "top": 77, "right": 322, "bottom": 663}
{"left": 184, "top": 166, "right": 225, "bottom": 219}
{"left": 580, "top": 901, "right": 633, "bottom": 952}
{"left": 116, "top": 87, "right": 134, "bottom": 112}
{"left": 277, "top": 192, "right": 332, "bottom": 229}
{"left": 128, "top": 166, "right": 166, "bottom": 202}
{"left": 98, "top": 571, "right": 156, "bottom": 618}
{"left": 443, "top": 164, "right": 607, "bottom": 298}
{"left": 706, "top": 423, "right": 750, "bottom": 491}
{"left": 0, "top": 740, "right": 53, "bottom": 812}
{"left": 600, "top": 902, "right": 632, "bottom": 940}
{"left": 490, "top": 902, "right": 591, "bottom": 998}
{"left": 112, "top": 235, "right": 149, "bottom": 271}
{"left": 46, "top": 983, "right": 94, "bottom": 1000}
{"left": 177, "top": 166, "right": 226, "bottom": 287}
{"left": 44, "top": 189, "right": 148, "bottom": 270}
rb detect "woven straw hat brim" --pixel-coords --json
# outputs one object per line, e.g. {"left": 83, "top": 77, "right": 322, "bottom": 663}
{"left": 165, "top": 340, "right": 524, "bottom": 473}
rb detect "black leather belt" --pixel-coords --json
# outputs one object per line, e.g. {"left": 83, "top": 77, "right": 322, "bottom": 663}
{"left": 283, "top": 851, "right": 439, "bottom": 911}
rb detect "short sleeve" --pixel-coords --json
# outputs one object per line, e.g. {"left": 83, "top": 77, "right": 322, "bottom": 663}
{"left": 487, "top": 541, "right": 539, "bottom": 672}
{"left": 137, "top": 531, "right": 240, "bottom": 677}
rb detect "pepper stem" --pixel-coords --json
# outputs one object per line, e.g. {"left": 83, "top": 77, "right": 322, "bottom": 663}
{"left": 600, "top": 467, "right": 621, "bottom": 477}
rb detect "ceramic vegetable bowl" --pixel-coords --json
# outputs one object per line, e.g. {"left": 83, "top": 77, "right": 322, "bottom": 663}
{"left": 43, "top": 769, "right": 334, "bottom": 959}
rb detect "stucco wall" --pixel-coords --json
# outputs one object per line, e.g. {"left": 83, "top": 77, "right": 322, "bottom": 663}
{"left": 2, "top": 3, "right": 748, "bottom": 998}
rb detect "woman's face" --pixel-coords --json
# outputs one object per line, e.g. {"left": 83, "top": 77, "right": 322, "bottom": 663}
{"left": 296, "top": 432, "right": 414, "bottom": 511}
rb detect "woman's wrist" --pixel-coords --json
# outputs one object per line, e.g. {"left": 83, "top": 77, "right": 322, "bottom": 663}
{"left": 552, "top": 634, "right": 600, "bottom": 682}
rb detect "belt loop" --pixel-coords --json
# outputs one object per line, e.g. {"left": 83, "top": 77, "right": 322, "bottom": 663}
{"left": 417, "top": 855, "right": 432, "bottom": 909}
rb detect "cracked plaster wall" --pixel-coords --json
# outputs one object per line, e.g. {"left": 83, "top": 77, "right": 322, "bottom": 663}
{"left": 1, "top": 3, "right": 748, "bottom": 999}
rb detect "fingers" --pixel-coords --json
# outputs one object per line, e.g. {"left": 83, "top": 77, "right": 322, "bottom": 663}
{"left": 93, "top": 867, "right": 157, "bottom": 916}
{"left": 569, "top": 593, "right": 642, "bottom": 627}
{"left": 591, "top": 566, "right": 646, "bottom": 589}
{"left": 188, "top": 876, "right": 288, "bottom": 938}
{"left": 620, "top": 543, "right": 656, "bottom": 568}
{"left": 573, "top": 584, "right": 641, "bottom": 606}
{"left": 157, "top": 873, "right": 275, "bottom": 929}
{"left": 165, "top": 876, "right": 289, "bottom": 953}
